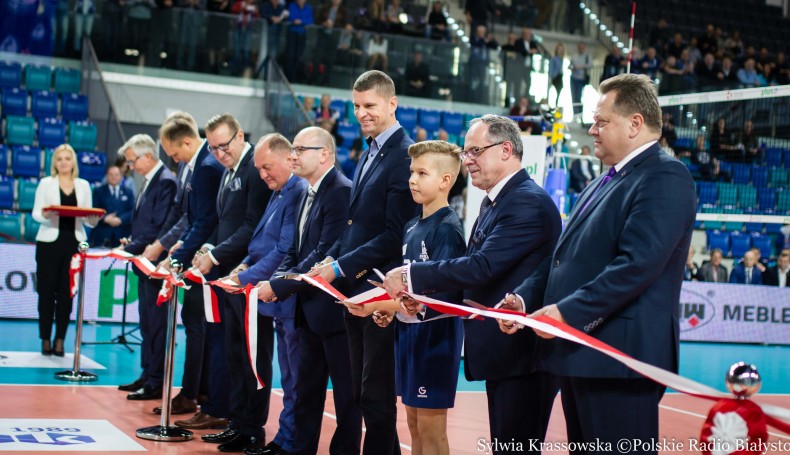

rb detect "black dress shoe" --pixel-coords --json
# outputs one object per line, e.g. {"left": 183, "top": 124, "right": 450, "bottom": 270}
{"left": 118, "top": 378, "right": 145, "bottom": 392}
{"left": 53, "top": 338, "right": 65, "bottom": 357}
{"left": 41, "top": 340, "right": 52, "bottom": 356}
{"left": 218, "top": 434, "right": 256, "bottom": 452}
{"left": 202, "top": 428, "right": 240, "bottom": 444}
{"left": 127, "top": 385, "right": 162, "bottom": 400}
{"left": 245, "top": 441, "right": 285, "bottom": 455}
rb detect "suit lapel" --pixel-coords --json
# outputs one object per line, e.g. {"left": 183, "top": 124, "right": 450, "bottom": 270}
{"left": 467, "top": 170, "right": 528, "bottom": 251}
{"left": 299, "top": 168, "right": 337, "bottom": 253}
{"left": 350, "top": 129, "right": 404, "bottom": 207}
{"left": 134, "top": 166, "right": 164, "bottom": 216}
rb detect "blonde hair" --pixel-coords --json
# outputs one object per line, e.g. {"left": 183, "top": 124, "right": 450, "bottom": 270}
{"left": 50, "top": 144, "right": 79, "bottom": 179}
{"left": 159, "top": 111, "right": 200, "bottom": 143}
{"left": 408, "top": 140, "right": 462, "bottom": 185}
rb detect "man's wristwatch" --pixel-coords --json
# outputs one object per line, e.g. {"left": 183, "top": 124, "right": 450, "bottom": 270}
{"left": 401, "top": 267, "right": 408, "bottom": 286}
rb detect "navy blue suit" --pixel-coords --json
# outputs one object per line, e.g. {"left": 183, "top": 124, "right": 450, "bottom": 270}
{"left": 409, "top": 169, "right": 562, "bottom": 449}
{"left": 124, "top": 164, "right": 177, "bottom": 389}
{"left": 157, "top": 161, "right": 190, "bottom": 250}
{"left": 516, "top": 143, "right": 697, "bottom": 450}
{"left": 231, "top": 174, "right": 306, "bottom": 442}
{"left": 326, "top": 125, "right": 418, "bottom": 454}
{"left": 270, "top": 167, "right": 362, "bottom": 455}
{"left": 728, "top": 264, "right": 763, "bottom": 285}
{"left": 89, "top": 184, "right": 134, "bottom": 247}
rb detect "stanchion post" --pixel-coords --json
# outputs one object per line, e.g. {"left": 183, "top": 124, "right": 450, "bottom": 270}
{"left": 55, "top": 242, "right": 97, "bottom": 382}
{"left": 136, "top": 259, "right": 193, "bottom": 442}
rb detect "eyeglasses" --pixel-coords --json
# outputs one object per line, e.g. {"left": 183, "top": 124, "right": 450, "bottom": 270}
{"left": 290, "top": 146, "right": 325, "bottom": 156}
{"left": 209, "top": 130, "right": 239, "bottom": 155}
{"left": 126, "top": 155, "right": 142, "bottom": 167}
{"left": 460, "top": 141, "right": 505, "bottom": 161}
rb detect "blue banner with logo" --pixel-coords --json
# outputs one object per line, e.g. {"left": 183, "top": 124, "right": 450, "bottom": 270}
{"left": 0, "top": 0, "right": 53, "bottom": 56}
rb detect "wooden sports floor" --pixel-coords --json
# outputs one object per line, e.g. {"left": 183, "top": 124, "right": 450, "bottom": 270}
{"left": 1, "top": 319, "right": 788, "bottom": 454}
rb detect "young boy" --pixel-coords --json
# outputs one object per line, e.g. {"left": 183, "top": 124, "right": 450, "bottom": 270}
{"left": 345, "top": 140, "right": 465, "bottom": 455}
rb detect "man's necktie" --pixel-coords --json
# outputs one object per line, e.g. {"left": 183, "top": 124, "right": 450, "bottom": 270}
{"left": 578, "top": 167, "right": 617, "bottom": 215}
{"left": 136, "top": 179, "right": 147, "bottom": 209}
{"left": 298, "top": 187, "right": 317, "bottom": 248}
{"left": 479, "top": 196, "right": 492, "bottom": 219}
{"left": 745, "top": 269, "right": 751, "bottom": 285}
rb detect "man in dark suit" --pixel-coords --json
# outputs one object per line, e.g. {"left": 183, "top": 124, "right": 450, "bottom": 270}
{"left": 90, "top": 165, "right": 135, "bottom": 247}
{"left": 257, "top": 126, "right": 361, "bottom": 455}
{"left": 506, "top": 74, "right": 697, "bottom": 452}
{"left": 729, "top": 250, "right": 763, "bottom": 285}
{"left": 216, "top": 133, "right": 306, "bottom": 453}
{"left": 382, "top": 114, "right": 562, "bottom": 452}
{"left": 697, "top": 248, "right": 728, "bottom": 283}
{"left": 569, "top": 145, "right": 597, "bottom": 193}
{"left": 763, "top": 249, "right": 790, "bottom": 287}
{"left": 310, "top": 70, "right": 418, "bottom": 454}
{"left": 510, "top": 27, "right": 539, "bottom": 100}
{"left": 118, "top": 134, "right": 177, "bottom": 401}
{"left": 153, "top": 113, "right": 226, "bottom": 421}
{"left": 184, "top": 114, "right": 271, "bottom": 444}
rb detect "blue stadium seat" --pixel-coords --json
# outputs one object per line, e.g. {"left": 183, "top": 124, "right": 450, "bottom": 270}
{"left": 336, "top": 146, "right": 349, "bottom": 163}
{"left": 730, "top": 232, "right": 751, "bottom": 258}
{"left": 77, "top": 151, "right": 106, "bottom": 183}
{"left": 0, "top": 211, "right": 22, "bottom": 242}
{"left": 53, "top": 67, "right": 81, "bottom": 94}
{"left": 731, "top": 164, "right": 751, "bottom": 184}
{"left": 16, "top": 178, "right": 38, "bottom": 211}
{"left": 418, "top": 109, "right": 441, "bottom": 135}
{"left": 441, "top": 112, "right": 465, "bottom": 136}
{"left": 69, "top": 121, "right": 97, "bottom": 151}
{"left": 1, "top": 88, "right": 28, "bottom": 117}
{"left": 38, "top": 118, "right": 67, "bottom": 149}
{"left": 31, "top": 91, "right": 58, "bottom": 120}
{"left": 23, "top": 213, "right": 41, "bottom": 242}
{"left": 5, "top": 115, "right": 36, "bottom": 146}
{"left": 12, "top": 146, "right": 42, "bottom": 178}
{"left": 0, "top": 177, "right": 13, "bottom": 210}
{"left": 0, "top": 62, "right": 22, "bottom": 89}
{"left": 751, "top": 233, "right": 773, "bottom": 259}
{"left": 397, "top": 107, "right": 418, "bottom": 132}
{"left": 697, "top": 181, "right": 717, "bottom": 205}
{"left": 61, "top": 94, "right": 89, "bottom": 122}
{"left": 43, "top": 148, "right": 54, "bottom": 175}
{"left": 24, "top": 65, "right": 52, "bottom": 92}
{"left": 777, "top": 190, "right": 790, "bottom": 212}
{"left": 329, "top": 99, "right": 346, "bottom": 118}
{"left": 752, "top": 166, "right": 768, "bottom": 188}
{"left": 706, "top": 230, "right": 730, "bottom": 255}
{"left": 785, "top": 150, "right": 790, "bottom": 170}
{"left": 766, "top": 148, "right": 784, "bottom": 168}
{"left": 336, "top": 122, "right": 360, "bottom": 148}
{"left": 0, "top": 144, "right": 8, "bottom": 176}
{"left": 758, "top": 188, "right": 776, "bottom": 210}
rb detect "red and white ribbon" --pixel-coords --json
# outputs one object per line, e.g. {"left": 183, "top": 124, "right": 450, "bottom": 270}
{"left": 183, "top": 269, "right": 221, "bottom": 323}
{"left": 243, "top": 284, "right": 266, "bottom": 390}
{"left": 68, "top": 254, "right": 83, "bottom": 298}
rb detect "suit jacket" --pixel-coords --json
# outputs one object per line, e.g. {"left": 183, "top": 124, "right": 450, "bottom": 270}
{"left": 410, "top": 169, "right": 562, "bottom": 381}
{"left": 729, "top": 264, "right": 763, "bottom": 285}
{"left": 158, "top": 161, "right": 190, "bottom": 250}
{"left": 89, "top": 183, "right": 135, "bottom": 247}
{"left": 763, "top": 265, "right": 790, "bottom": 287}
{"left": 171, "top": 145, "right": 224, "bottom": 264}
{"left": 239, "top": 174, "right": 307, "bottom": 318}
{"left": 125, "top": 165, "right": 178, "bottom": 269}
{"left": 519, "top": 143, "right": 697, "bottom": 378}
{"left": 570, "top": 158, "right": 596, "bottom": 193}
{"left": 270, "top": 167, "right": 352, "bottom": 334}
{"left": 698, "top": 262, "right": 728, "bottom": 283}
{"left": 327, "top": 126, "right": 419, "bottom": 295}
{"left": 31, "top": 176, "right": 95, "bottom": 242}
{"left": 209, "top": 144, "right": 272, "bottom": 275}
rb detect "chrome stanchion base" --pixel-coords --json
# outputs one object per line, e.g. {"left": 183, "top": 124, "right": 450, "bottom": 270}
{"left": 136, "top": 425, "right": 193, "bottom": 442}
{"left": 54, "top": 370, "right": 98, "bottom": 382}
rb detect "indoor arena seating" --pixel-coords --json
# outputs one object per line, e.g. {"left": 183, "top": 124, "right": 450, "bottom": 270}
{"left": 0, "top": 61, "right": 101, "bottom": 243}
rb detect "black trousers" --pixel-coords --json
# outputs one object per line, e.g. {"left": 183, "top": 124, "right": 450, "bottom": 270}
{"left": 36, "top": 236, "right": 77, "bottom": 341}
{"left": 179, "top": 284, "right": 207, "bottom": 400}
{"left": 137, "top": 274, "right": 168, "bottom": 388}
{"left": 344, "top": 314, "right": 399, "bottom": 455}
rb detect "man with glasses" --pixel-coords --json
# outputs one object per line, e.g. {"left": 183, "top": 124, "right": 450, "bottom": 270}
{"left": 178, "top": 114, "right": 271, "bottom": 445}
{"left": 382, "top": 114, "right": 562, "bottom": 453}
{"left": 254, "top": 126, "right": 360, "bottom": 455}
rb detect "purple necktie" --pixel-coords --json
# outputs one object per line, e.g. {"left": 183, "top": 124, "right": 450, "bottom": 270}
{"left": 578, "top": 167, "right": 616, "bottom": 215}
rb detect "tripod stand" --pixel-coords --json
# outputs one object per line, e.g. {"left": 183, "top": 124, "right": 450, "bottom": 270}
{"left": 84, "top": 261, "right": 141, "bottom": 353}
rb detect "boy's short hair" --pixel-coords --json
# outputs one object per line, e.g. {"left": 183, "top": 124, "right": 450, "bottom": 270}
{"left": 408, "top": 140, "right": 462, "bottom": 185}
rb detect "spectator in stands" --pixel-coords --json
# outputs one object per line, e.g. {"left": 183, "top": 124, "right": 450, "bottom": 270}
{"left": 698, "top": 248, "right": 728, "bottom": 283}
{"left": 176, "top": 0, "right": 204, "bottom": 72}
{"left": 737, "top": 119, "right": 762, "bottom": 164}
{"left": 302, "top": 96, "right": 316, "bottom": 118}
{"left": 686, "top": 37, "right": 702, "bottom": 66}
{"left": 258, "top": 0, "right": 289, "bottom": 78}
{"left": 569, "top": 42, "right": 591, "bottom": 115}
{"left": 659, "top": 55, "right": 685, "bottom": 95}
{"left": 569, "top": 145, "right": 595, "bottom": 193}
{"left": 365, "top": 0, "right": 387, "bottom": 31}
{"left": 775, "top": 52, "right": 789, "bottom": 85}
{"left": 206, "top": 0, "right": 231, "bottom": 73}
{"left": 638, "top": 47, "right": 661, "bottom": 81}
{"left": 666, "top": 32, "right": 687, "bottom": 59}
{"left": 690, "top": 134, "right": 711, "bottom": 168}
{"left": 90, "top": 165, "right": 134, "bottom": 248}
{"left": 737, "top": 57, "right": 760, "bottom": 88}
{"left": 464, "top": 0, "right": 498, "bottom": 35}
{"left": 231, "top": 0, "right": 260, "bottom": 73}
{"left": 312, "top": 0, "right": 348, "bottom": 85}
{"left": 729, "top": 250, "right": 763, "bottom": 285}
{"left": 549, "top": 43, "right": 565, "bottom": 107}
{"left": 763, "top": 249, "right": 790, "bottom": 287}
{"left": 749, "top": 246, "right": 769, "bottom": 273}
{"left": 696, "top": 53, "right": 720, "bottom": 91}
{"left": 385, "top": 0, "right": 404, "bottom": 33}
{"left": 468, "top": 25, "right": 495, "bottom": 101}
{"left": 648, "top": 18, "right": 670, "bottom": 56}
{"left": 756, "top": 47, "right": 773, "bottom": 74}
{"left": 426, "top": 1, "right": 451, "bottom": 41}
{"left": 284, "top": 0, "right": 314, "bottom": 82}
{"left": 317, "top": 118, "right": 343, "bottom": 149}
{"left": 758, "top": 64, "right": 779, "bottom": 87}
{"left": 678, "top": 49, "right": 697, "bottom": 90}
{"left": 684, "top": 246, "right": 699, "bottom": 281}
{"left": 437, "top": 129, "right": 450, "bottom": 142}
{"left": 415, "top": 127, "right": 428, "bottom": 142}
{"left": 697, "top": 24, "right": 717, "bottom": 56}
{"left": 658, "top": 136, "right": 676, "bottom": 159}
{"left": 112, "top": 156, "right": 137, "bottom": 197}
{"left": 341, "top": 145, "right": 361, "bottom": 179}
{"left": 509, "top": 96, "right": 534, "bottom": 133}
{"left": 739, "top": 46, "right": 758, "bottom": 68}
{"left": 101, "top": 0, "right": 125, "bottom": 60}
{"left": 336, "top": 23, "right": 364, "bottom": 68}
{"left": 601, "top": 45, "right": 625, "bottom": 83}
{"left": 73, "top": 0, "right": 95, "bottom": 53}
{"left": 405, "top": 52, "right": 431, "bottom": 98}
{"left": 315, "top": 94, "right": 340, "bottom": 127}
{"left": 367, "top": 34, "right": 389, "bottom": 72}
{"left": 707, "top": 157, "right": 732, "bottom": 183}
{"left": 510, "top": 27, "right": 539, "bottom": 101}
{"left": 716, "top": 56, "right": 739, "bottom": 89}
{"left": 32, "top": 144, "right": 99, "bottom": 357}
{"left": 549, "top": 0, "right": 566, "bottom": 31}
{"left": 128, "top": 0, "right": 155, "bottom": 64}
{"left": 710, "top": 117, "right": 738, "bottom": 162}
{"left": 724, "top": 31, "right": 744, "bottom": 59}
{"left": 54, "top": 0, "right": 71, "bottom": 55}
{"left": 661, "top": 112, "right": 677, "bottom": 147}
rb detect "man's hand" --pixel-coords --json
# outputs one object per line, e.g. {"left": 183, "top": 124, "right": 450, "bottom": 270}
{"left": 342, "top": 299, "right": 381, "bottom": 318}
{"left": 143, "top": 241, "right": 166, "bottom": 262}
{"left": 399, "top": 295, "right": 423, "bottom": 316}
{"left": 86, "top": 214, "right": 101, "bottom": 226}
{"left": 383, "top": 266, "right": 406, "bottom": 298}
{"left": 496, "top": 293, "right": 524, "bottom": 335}
{"left": 307, "top": 263, "right": 337, "bottom": 283}
{"left": 256, "top": 281, "right": 276, "bottom": 302}
{"left": 157, "top": 257, "right": 177, "bottom": 272}
{"left": 372, "top": 310, "right": 394, "bottom": 328}
{"left": 169, "top": 241, "right": 183, "bottom": 256}
{"left": 104, "top": 213, "right": 122, "bottom": 227}
{"left": 529, "top": 304, "right": 565, "bottom": 339}
{"left": 194, "top": 253, "right": 215, "bottom": 275}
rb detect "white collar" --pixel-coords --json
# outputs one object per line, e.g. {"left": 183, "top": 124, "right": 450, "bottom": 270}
{"left": 614, "top": 140, "right": 657, "bottom": 172}
{"left": 144, "top": 161, "right": 164, "bottom": 182}
{"left": 186, "top": 140, "right": 205, "bottom": 171}
{"left": 309, "top": 166, "right": 333, "bottom": 193}
{"left": 231, "top": 143, "right": 252, "bottom": 174}
{"left": 486, "top": 169, "right": 520, "bottom": 202}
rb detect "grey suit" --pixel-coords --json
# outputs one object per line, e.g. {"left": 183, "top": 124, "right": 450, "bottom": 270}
{"left": 698, "top": 262, "right": 728, "bottom": 283}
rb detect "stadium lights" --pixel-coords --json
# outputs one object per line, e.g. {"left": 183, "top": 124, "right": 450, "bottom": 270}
{"left": 447, "top": 17, "right": 455, "bottom": 24}
{"left": 461, "top": 36, "right": 469, "bottom": 43}
{"left": 590, "top": 13, "right": 598, "bottom": 20}
{"left": 456, "top": 29, "right": 463, "bottom": 36}
{"left": 451, "top": 23, "right": 459, "bottom": 30}
{"left": 495, "top": 75, "right": 502, "bottom": 83}
{"left": 617, "top": 42, "right": 625, "bottom": 48}
{"left": 612, "top": 36, "right": 619, "bottom": 42}
{"left": 579, "top": 2, "right": 586, "bottom": 9}
{"left": 584, "top": 7, "right": 591, "bottom": 14}
{"left": 569, "top": 141, "right": 579, "bottom": 148}
{"left": 605, "top": 30, "right": 613, "bottom": 37}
